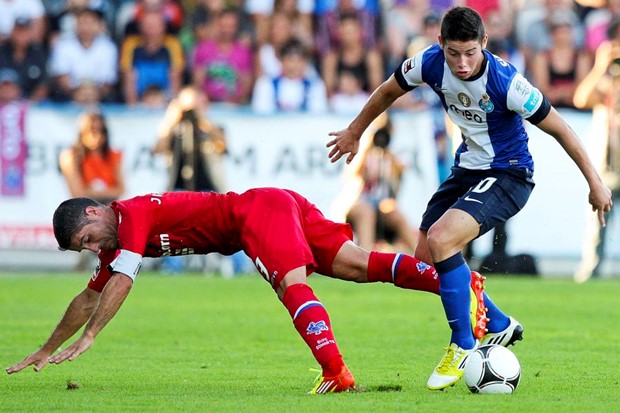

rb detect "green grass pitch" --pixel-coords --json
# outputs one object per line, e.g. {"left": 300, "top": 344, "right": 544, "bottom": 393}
{"left": 1, "top": 272, "right": 618, "bottom": 412}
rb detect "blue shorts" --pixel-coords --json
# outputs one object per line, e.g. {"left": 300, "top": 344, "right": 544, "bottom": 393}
{"left": 420, "top": 167, "right": 535, "bottom": 238}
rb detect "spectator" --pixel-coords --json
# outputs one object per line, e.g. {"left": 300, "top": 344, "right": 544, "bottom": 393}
{"left": 117, "top": 0, "right": 184, "bottom": 39}
{"left": 48, "top": 7, "right": 118, "bottom": 104}
{"left": 320, "top": 13, "right": 384, "bottom": 98}
{"left": 329, "top": 70, "right": 369, "bottom": 115}
{"left": 314, "top": 0, "right": 382, "bottom": 62}
{"left": 58, "top": 109, "right": 125, "bottom": 270}
{"left": 573, "top": 19, "right": 620, "bottom": 282}
{"left": 0, "top": 17, "right": 48, "bottom": 101}
{"left": 0, "top": 0, "right": 46, "bottom": 45}
{"left": 152, "top": 85, "right": 229, "bottom": 274}
{"left": 516, "top": 0, "right": 584, "bottom": 72}
{"left": 246, "top": 0, "right": 313, "bottom": 48}
{"left": 382, "top": 0, "right": 428, "bottom": 74}
{"left": 252, "top": 39, "right": 328, "bottom": 114}
{"left": 153, "top": 86, "right": 227, "bottom": 194}
{"left": 191, "top": 7, "right": 253, "bottom": 105}
{"left": 141, "top": 84, "right": 168, "bottom": 109}
{"left": 119, "top": 8, "right": 184, "bottom": 106}
{"left": 58, "top": 109, "right": 124, "bottom": 203}
{"left": 531, "top": 9, "right": 592, "bottom": 108}
{"left": 256, "top": 12, "right": 297, "bottom": 78}
{"left": 272, "top": 0, "right": 314, "bottom": 48}
{"left": 485, "top": 7, "right": 525, "bottom": 74}
{"left": 345, "top": 119, "right": 419, "bottom": 253}
{"left": 47, "top": 0, "right": 112, "bottom": 46}
{"left": 583, "top": 0, "right": 620, "bottom": 55}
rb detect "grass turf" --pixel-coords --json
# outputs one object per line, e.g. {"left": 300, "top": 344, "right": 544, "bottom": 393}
{"left": 1, "top": 272, "right": 618, "bottom": 412}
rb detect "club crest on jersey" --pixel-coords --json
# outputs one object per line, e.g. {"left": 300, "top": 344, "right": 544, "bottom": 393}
{"left": 416, "top": 261, "right": 431, "bottom": 273}
{"left": 457, "top": 92, "right": 471, "bottom": 107}
{"left": 478, "top": 93, "right": 495, "bottom": 113}
{"left": 403, "top": 58, "right": 415, "bottom": 73}
{"left": 307, "top": 320, "right": 329, "bottom": 335}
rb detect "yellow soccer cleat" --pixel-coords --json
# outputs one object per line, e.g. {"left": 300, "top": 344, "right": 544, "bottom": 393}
{"left": 427, "top": 342, "right": 478, "bottom": 390}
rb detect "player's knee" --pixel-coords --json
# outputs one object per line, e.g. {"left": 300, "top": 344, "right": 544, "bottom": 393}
{"left": 332, "top": 242, "right": 369, "bottom": 282}
{"left": 426, "top": 227, "right": 455, "bottom": 256}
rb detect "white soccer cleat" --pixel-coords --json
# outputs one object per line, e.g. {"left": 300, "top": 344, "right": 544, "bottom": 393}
{"left": 481, "top": 316, "right": 524, "bottom": 347}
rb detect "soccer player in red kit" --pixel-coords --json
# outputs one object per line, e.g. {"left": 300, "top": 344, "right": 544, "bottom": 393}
{"left": 6, "top": 187, "right": 489, "bottom": 393}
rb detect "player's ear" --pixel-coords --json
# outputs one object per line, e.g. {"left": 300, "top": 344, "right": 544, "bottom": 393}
{"left": 84, "top": 206, "right": 99, "bottom": 217}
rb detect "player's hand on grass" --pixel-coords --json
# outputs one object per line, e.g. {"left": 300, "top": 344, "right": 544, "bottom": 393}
{"left": 6, "top": 349, "right": 52, "bottom": 374}
{"left": 327, "top": 128, "right": 360, "bottom": 164}
{"left": 48, "top": 335, "right": 94, "bottom": 365}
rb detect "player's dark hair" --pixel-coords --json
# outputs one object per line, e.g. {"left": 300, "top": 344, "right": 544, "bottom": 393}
{"left": 440, "top": 7, "right": 486, "bottom": 44}
{"left": 53, "top": 197, "right": 102, "bottom": 250}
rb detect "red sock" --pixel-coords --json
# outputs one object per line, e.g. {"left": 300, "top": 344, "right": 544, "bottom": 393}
{"left": 282, "top": 283, "right": 344, "bottom": 376}
{"left": 368, "top": 251, "right": 440, "bottom": 295}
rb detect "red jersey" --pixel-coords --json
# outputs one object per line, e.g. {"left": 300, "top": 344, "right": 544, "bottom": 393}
{"left": 88, "top": 188, "right": 353, "bottom": 292}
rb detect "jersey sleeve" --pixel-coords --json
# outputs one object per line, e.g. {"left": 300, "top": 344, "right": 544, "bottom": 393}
{"left": 394, "top": 46, "right": 430, "bottom": 91}
{"left": 87, "top": 249, "right": 117, "bottom": 292}
{"left": 506, "top": 73, "right": 551, "bottom": 123}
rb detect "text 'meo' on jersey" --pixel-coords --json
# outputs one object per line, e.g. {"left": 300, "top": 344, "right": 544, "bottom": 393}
{"left": 395, "top": 44, "right": 551, "bottom": 172}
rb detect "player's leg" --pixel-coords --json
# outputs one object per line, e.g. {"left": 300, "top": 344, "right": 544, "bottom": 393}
{"left": 277, "top": 267, "right": 355, "bottom": 394}
{"left": 240, "top": 189, "right": 355, "bottom": 393}
{"left": 424, "top": 208, "right": 481, "bottom": 390}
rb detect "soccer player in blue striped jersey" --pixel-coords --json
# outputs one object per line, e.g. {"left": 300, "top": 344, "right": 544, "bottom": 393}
{"left": 327, "top": 6, "right": 613, "bottom": 390}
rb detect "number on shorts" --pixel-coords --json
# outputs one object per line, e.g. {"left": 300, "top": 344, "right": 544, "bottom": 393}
{"left": 471, "top": 177, "right": 497, "bottom": 193}
{"left": 255, "top": 256, "right": 270, "bottom": 283}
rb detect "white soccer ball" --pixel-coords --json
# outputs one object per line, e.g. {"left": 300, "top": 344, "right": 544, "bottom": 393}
{"left": 464, "top": 344, "right": 521, "bottom": 394}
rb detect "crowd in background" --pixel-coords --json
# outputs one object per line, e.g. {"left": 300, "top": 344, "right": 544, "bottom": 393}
{"left": 1, "top": 0, "right": 619, "bottom": 112}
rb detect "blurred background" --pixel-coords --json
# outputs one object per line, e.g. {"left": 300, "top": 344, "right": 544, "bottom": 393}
{"left": 0, "top": 0, "right": 618, "bottom": 279}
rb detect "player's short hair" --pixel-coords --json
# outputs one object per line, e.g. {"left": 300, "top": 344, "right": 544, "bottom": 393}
{"left": 440, "top": 7, "right": 486, "bottom": 44}
{"left": 53, "top": 197, "right": 102, "bottom": 250}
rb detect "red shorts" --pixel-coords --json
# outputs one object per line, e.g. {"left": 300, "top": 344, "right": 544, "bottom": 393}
{"left": 233, "top": 188, "right": 353, "bottom": 289}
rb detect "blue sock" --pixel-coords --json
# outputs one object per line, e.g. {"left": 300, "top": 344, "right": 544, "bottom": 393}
{"left": 483, "top": 292, "right": 510, "bottom": 332}
{"left": 436, "top": 253, "right": 475, "bottom": 350}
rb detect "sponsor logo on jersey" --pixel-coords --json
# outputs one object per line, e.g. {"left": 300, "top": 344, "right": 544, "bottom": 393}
{"left": 514, "top": 79, "right": 531, "bottom": 97}
{"left": 523, "top": 90, "right": 540, "bottom": 112}
{"left": 403, "top": 58, "right": 414, "bottom": 73}
{"left": 307, "top": 320, "right": 329, "bottom": 335}
{"left": 457, "top": 92, "right": 472, "bottom": 107}
{"left": 449, "top": 104, "right": 484, "bottom": 123}
{"left": 160, "top": 233, "right": 171, "bottom": 256}
{"left": 478, "top": 93, "right": 495, "bottom": 113}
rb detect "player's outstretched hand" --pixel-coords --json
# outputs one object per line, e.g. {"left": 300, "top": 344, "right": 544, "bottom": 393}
{"left": 327, "top": 128, "right": 360, "bottom": 164}
{"left": 48, "top": 335, "right": 94, "bottom": 365}
{"left": 590, "top": 183, "right": 613, "bottom": 227}
{"left": 6, "top": 349, "right": 52, "bottom": 374}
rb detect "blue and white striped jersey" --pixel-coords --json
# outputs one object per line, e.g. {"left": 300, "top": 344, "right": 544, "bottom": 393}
{"left": 395, "top": 44, "right": 550, "bottom": 172}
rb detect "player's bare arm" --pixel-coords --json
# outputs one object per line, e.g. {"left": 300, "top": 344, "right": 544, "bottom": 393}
{"left": 327, "top": 75, "right": 406, "bottom": 164}
{"left": 49, "top": 273, "right": 133, "bottom": 365}
{"left": 536, "top": 107, "right": 613, "bottom": 226}
{"left": 6, "top": 287, "right": 100, "bottom": 374}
